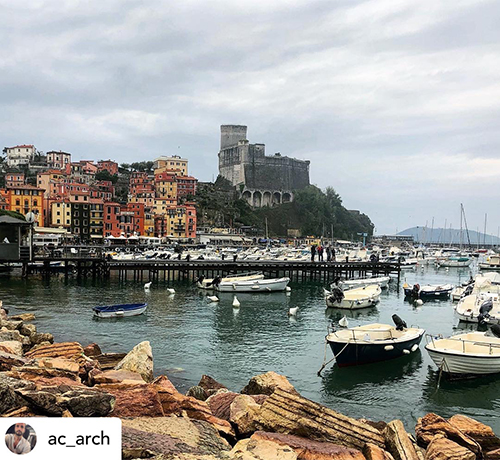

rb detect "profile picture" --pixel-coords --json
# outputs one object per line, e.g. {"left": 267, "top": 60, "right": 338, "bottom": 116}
{"left": 5, "top": 423, "right": 36, "bottom": 455}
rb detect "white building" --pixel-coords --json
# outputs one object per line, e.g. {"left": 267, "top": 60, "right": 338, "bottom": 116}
{"left": 4, "top": 145, "right": 36, "bottom": 168}
{"left": 47, "top": 151, "right": 71, "bottom": 170}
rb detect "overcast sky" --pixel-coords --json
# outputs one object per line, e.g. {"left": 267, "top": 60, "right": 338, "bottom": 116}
{"left": 1, "top": 0, "right": 499, "bottom": 234}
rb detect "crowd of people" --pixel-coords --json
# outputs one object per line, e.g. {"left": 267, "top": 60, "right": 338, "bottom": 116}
{"left": 310, "top": 244, "right": 336, "bottom": 262}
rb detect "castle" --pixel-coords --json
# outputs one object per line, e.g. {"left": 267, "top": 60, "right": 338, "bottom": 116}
{"left": 217, "top": 125, "right": 310, "bottom": 207}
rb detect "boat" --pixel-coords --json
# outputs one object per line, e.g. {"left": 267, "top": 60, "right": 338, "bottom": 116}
{"left": 479, "top": 255, "right": 500, "bottom": 271}
{"left": 436, "top": 256, "right": 472, "bottom": 268}
{"left": 197, "top": 272, "right": 264, "bottom": 289}
{"left": 325, "top": 285, "right": 381, "bottom": 309}
{"left": 93, "top": 303, "right": 147, "bottom": 318}
{"left": 326, "top": 315, "right": 425, "bottom": 367}
{"left": 425, "top": 327, "right": 500, "bottom": 376}
{"left": 455, "top": 293, "right": 500, "bottom": 325}
{"left": 403, "top": 283, "right": 453, "bottom": 299}
{"left": 215, "top": 277, "right": 290, "bottom": 292}
{"left": 337, "top": 275, "right": 390, "bottom": 291}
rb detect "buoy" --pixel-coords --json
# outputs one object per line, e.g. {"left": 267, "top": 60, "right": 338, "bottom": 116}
{"left": 415, "top": 299, "right": 424, "bottom": 306}
{"left": 207, "top": 296, "right": 219, "bottom": 302}
{"left": 232, "top": 296, "right": 240, "bottom": 308}
{"left": 286, "top": 286, "right": 292, "bottom": 292}
{"left": 411, "top": 344, "right": 419, "bottom": 352}
{"left": 144, "top": 282, "right": 152, "bottom": 290}
{"left": 167, "top": 288, "right": 175, "bottom": 294}
{"left": 288, "top": 307, "right": 298, "bottom": 316}
{"left": 403, "top": 349, "right": 410, "bottom": 354}
{"left": 339, "top": 316, "right": 349, "bottom": 328}
{"left": 384, "top": 345, "right": 394, "bottom": 351}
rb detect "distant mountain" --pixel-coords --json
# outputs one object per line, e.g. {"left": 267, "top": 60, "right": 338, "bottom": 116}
{"left": 398, "top": 226, "right": 500, "bottom": 245}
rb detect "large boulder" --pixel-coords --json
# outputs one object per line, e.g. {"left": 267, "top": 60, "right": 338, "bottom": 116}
{"left": 256, "top": 388, "right": 385, "bottom": 450}
{"left": 242, "top": 371, "right": 299, "bottom": 396}
{"left": 383, "top": 420, "right": 420, "bottom": 460}
{"left": 0, "top": 351, "right": 28, "bottom": 371}
{"left": 83, "top": 343, "right": 102, "bottom": 358}
{"left": 93, "top": 352, "right": 127, "bottom": 370}
{"left": 252, "top": 431, "right": 366, "bottom": 459}
{"left": 0, "top": 319, "right": 23, "bottom": 330}
{"left": 187, "top": 385, "right": 209, "bottom": 401}
{"left": 230, "top": 395, "right": 261, "bottom": 437}
{"left": 114, "top": 341, "right": 153, "bottom": 383}
{"left": 0, "top": 329, "right": 23, "bottom": 342}
{"left": 0, "top": 341, "right": 24, "bottom": 356}
{"left": 448, "top": 414, "right": 500, "bottom": 452}
{"left": 9, "top": 363, "right": 82, "bottom": 385}
{"left": 230, "top": 438, "right": 297, "bottom": 460}
{"left": 19, "top": 323, "right": 36, "bottom": 337}
{"left": 0, "top": 373, "right": 34, "bottom": 414}
{"left": 121, "top": 416, "right": 231, "bottom": 458}
{"left": 207, "top": 391, "right": 240, "bottom": 421}
{"left": 25, "top": 341, "right": 84, "bottom": 361}
{"left": 29, "top": 332, "right": 55, "bottom": 346}
{"left": 363, "top": 443, "right": 395, "bottom": 460}
{"left": 92, "top": 369, "right": 145, "bottom": 385}
{"left": 199, "top": 374, "right": 227, "bottom": 395}
{"left": 425, "top": 436, "right": 475, "bottom": 460}
{"left": 9, "top": 313, "right": 36, "bottom": 322}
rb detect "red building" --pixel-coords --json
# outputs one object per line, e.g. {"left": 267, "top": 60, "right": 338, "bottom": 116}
{"left": 103, "top": 202, "right": 121, "bottom": 237}
{"left": 5, "top": 173, "right": 25, "bottom": 187}
{"left": 97, "top": 160, "right": 119, "bottom": 176}
{"left": 119, "top": 203, "right": 145, "bottom": 236}
{"left": 176, "top": 176, "right": 198, "bottom": 197}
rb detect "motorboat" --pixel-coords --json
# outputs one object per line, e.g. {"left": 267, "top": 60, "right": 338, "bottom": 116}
{"left": 215, "top": 277, "right": 290, "bottom": 292}
{"left": 425, "top": 327, "right": 500, "bottom": 376}
{"left": 337, "top": 275, "right": 390, "bottom": 291}
{"left": 436, "top": 257, "right": 471, "bottom": 268}
{"left": 455, "top": 292, "right": 500, "bottom": 325}
{"left": 93, "top": 303, "right": 147, "bottom": 318}
{"left": 326, "top": 315, "right": 425, "bottom": 367}
{"left": 403, "top": 283, "right": 453, "bottom": 300}
{"left": 197, "top": 272, "right": 264, "bottom": 289}
{"left": 325, "top": 285, "right": 381, "bottom": 309}
{"left": 479, "top": 255, "right": 500, "bottom": 271}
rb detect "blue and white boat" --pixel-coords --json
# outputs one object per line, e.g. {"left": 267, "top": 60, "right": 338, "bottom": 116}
{"left": 403, "top": 283, "right": 454, "bottom": 300}
{"left": 93, "top": 303, "right": 147, "bottom": 318}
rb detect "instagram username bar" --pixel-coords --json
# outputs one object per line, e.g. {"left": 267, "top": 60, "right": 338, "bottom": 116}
{"left": 1, "top": 418, "right": 121, "bottom": 458}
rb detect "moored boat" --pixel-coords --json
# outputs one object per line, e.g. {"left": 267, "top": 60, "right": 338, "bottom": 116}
{"left": 325, "top": 285, "right": 381, "bottom": 309}
{"left": 455, "top": 293, "right": 500, "bottom": 325}
{"left": 403, "top": 283, "right": 453, "bottom": 299}
{"left": 326, "top": 315, "right": 425, "bottom": 367}
{"left": 93, "top": 303, "right": 147, "bottom": 318}
{"left": 479, "top": 255, "right": 500, "bottom": 271}
{"left": 197, "top": 272, "right": 264, "bottom": 289}
{"left": 437, "top": 257, "right": 471, "bottom": 268}
{"left": 425, "top": 327, "right": 500, "bottom": 376}
{"left": 215, "top": 277, "right": 290, "bottom": 292}
{"left": 337, "top": 275, "right": 390, "bottom": 291}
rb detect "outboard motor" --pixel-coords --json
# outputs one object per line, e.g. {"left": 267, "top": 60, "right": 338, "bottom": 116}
{"left": 195, "top": 274, "right": 205, "bottom": 285}
{"left": 392, "top": 314, "right": 407, "bottom": 331}
{"left": 478, "top": 299, "right": 493, "bottom": 326}
{"left": 329, "top": 286, "right": 345, "bottom": 304}
{"left": 411, "top": 284, "right": 420, "bottom": 297}
{"left": 491, "top": 324, "right": 500, "bottom": 338}
{"left": 207, "top": 276, "right": 222, "bottom": 288}
{"left": 463, "top": 284, "right": 474, "bottom": 297}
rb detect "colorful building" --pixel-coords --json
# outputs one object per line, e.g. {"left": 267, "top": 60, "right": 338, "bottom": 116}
{"left": 47, "top": 151, "right": 71, "bottom": 169}
{"left": 50, "top": 201, "right": 71, "bottom": 228}
{"left": 176, "top": 176, "right": 198, "bottom": 197}
{"left": 103, "top": 202, "right": 121, "bottom": 237}
{"left": 153, "top": 155, "right": 188, "bottom": 176}
{"left": 5, "top": 185, "right": 44, "bottom": 226}
{"left": 97, "top": 159, "right": 118, "bottom": 176}
{"left": 5, "top": 173, "right": 25, "bottom": 187}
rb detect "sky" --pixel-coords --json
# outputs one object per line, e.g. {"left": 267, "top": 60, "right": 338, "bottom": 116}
{"left": 1, "top": 0, "right": 500, "bottom": 235}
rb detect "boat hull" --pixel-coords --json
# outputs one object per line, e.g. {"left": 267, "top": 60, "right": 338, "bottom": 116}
{"left": 93, "top": 304, "right": 147, "bottom": 318}
{"left": 216, "top": 277, "right": 290, "bottom": 292}
{"left": 426, "top": 347, "right": 500, "bottom": 375}
{"left": 328, "top": 332, "right": 424, "bottom": 367}
{"left": 338, "top": 276, "right": 390, "bottom": 291}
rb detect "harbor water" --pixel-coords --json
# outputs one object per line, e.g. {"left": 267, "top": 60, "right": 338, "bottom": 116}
{"left": 1, "top": 263, "right": 499, "bottom": 432}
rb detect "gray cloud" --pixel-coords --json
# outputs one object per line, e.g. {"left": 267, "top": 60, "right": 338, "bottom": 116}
{"left": 1, "top": 0, "right": 499, "bottom": 234}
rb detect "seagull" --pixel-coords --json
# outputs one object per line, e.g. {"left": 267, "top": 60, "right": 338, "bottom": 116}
{"left": 288, "top": 306, "right": 298, "bottom": 316}
{"left": 167, "top": 288, "right": 175, "bottom": 294}
{"left": 232, "top": 296, "right": 240, "bottom": 308}
{"left": 339, "top": 316, "right": 349, "bottom": 328}
{"left": 144, "top": 282, "right": 152, "bottom": 290}
{"left": 207, "top": 296, "right": 219, "bottom": 303}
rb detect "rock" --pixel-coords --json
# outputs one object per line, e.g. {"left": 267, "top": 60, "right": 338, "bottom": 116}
{"left": 364, "top": 443, "right": 395, "bottom": 460}
{"left": 415, "top": 413, "right": 481, "bottom": 456}
{"left": 96, "top": 382, "right": 165, "bottom": 417}
{"left": 0, "top": 329, "right": 23, "bottom": 343}
{"left": 115, "top": 341, "right": 153, "bottom": 383}
{"left": 0, "top": 340, "right": 24, "bottom": 356}
{"left": 256, "top": 388, "right": 385, "bottom": 450}
{"left": 0, "top": 374, "right": 34, "bottom": 415}
{"left": 230, "top": 395, "right": 261, "bottom": 437}
{"left": 0, "top": 351, "right": 28, "bottom": 371}
{"left": 252, "top": 431, "right": 366, "bottom": 459}
{"left": 199, "top": 374, "right": 227, "bottom": 395}
{"left": 0, "top": 319, "right": 23, "bottom": 330}
{"left": 83, "top": 343, "right": 102, "bottom": 358}
{"left": 207, "top": 392, "right": 240, "bottom": 421}
{"left": 25, "top": 341, "right": 83, "bottom": 361}
{"left": 1, "top": 406, "right": 36, "bottom": 418}
{"left": 37, "top": 357, "right": 80, "bottom": 374}
{"left": 9, "top": 364, "right": 82, "bottom": 384}
{"left": 9, "top": 313, "right": 36, "bottom": 322}
{"left": 0, "top": 309, "right": 7, "bottom": 320}
{"left": 29, "top": 332, "right": 55, "bottom": 346}
{"left": 93, "top": 352, "right": 127, "bottom": 370}
{"left": 242, "top": 371, "right": 299, "bottom": 396}
{"left": 121, "top": 416, "right": 231, "bottom": 457}
{"left": 58, "top": 387, "right": 115, "bottom": 417}
{"left": 383, "top": 420, "right": 420, "bottom": 460}
{"left": 19, "top": 323, "right": 36, "bottom": 337}
{"left": 231, "top": 438, "right": 297, "bottom": 460}
{"left": 187, "top": 385, "right": 209, "bottom": 401}
{"left": 425, "top": 437, "right": 475, "bottom": 460}
{"left": 448, "top": 414, "right": 500, "bottom": 452}
{"left": 486, "top": 448, "right": 500, "bottom": 459}
{"left": 62, "top": 409, "right": 73, "bottom": 417}
{"left": 92, "top": 369, "right": 145, "bottom": 385}
{"left": 16, "top": 387, "right": 63, "bottom": 415}
{"left": 152, "top": 374, "right": 178, "bottom": 393}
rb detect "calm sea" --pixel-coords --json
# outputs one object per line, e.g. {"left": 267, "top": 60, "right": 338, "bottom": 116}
{"left": 1, "top": 262, "right": 499, "bottom": 432}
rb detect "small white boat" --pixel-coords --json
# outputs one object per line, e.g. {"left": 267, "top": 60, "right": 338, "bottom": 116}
{"left": 197, "top": 272, "right": 264, "bottom": 289}
{"left": 425, "top": 328, "right": 500, "bottom": 376}
{"left": 215, "top": 277, "right": 290, "bottom": 292}
{"left": 437, "top": 257, "right": 471, "bottom": 268}
{"left": 93, "top": 303, "right": 147, "bottom": 318}
{"left": 337, "top": 275, "right": 390, "bottom": 291}
{"left": 455, "top": 293, "right": 500, "bottom": 325}
{"left": 325, "top": 285, "right": 381, "bottom": 309}
{"left": 479, "top": 255, "right": 500, "bottom": 271}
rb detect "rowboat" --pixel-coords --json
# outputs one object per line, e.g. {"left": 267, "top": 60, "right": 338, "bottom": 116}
{"left": 197, "top": 272, "right": 264, "bottom": 289}
{"left": 93, "top": 303, "right": 147, "bottom": 318}
{"left": 425, "top": 328, "right": 500, "bottom": 376}
{"left": 455, "top": 293, "right": 500, "bottom": 325}
{"left": 337, "top": 275, "right": 390, "bottom": 291}
{"left": 403, "top": 283, "right": 453, "bottom": 299}
{"left": 325, "top": 285, "right": 381, "bottom": 309}
{"left": 326, "top": 316, "right": 425, "bottom": 367}
{"left": 215, "top": 277, "right": 290, "bottom": 292}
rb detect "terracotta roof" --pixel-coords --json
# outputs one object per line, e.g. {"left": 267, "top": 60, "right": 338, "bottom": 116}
{"left": 7, "top": 144, "right": 34, "bottom": 149}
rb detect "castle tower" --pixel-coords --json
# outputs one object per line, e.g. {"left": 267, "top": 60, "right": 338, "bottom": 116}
{"left": 220, "top": 125, "right": 247, "bottom": 150}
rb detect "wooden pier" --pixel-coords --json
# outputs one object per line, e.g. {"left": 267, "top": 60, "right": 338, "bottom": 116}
{"left": 28, "top": 257, "right": 401, "bottom": 283}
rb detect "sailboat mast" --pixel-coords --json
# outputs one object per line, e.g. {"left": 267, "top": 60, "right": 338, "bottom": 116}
{"left": 484, "top": 213, "right": 487, "bottom": 247}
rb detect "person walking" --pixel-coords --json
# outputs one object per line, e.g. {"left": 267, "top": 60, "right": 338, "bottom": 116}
{"left": 326, "top": 246, "right": 331, "bottom": 262}
{"left": 311, "top": 245, "right": 316, "bottom": 262}
{"left": 318, "top": 245, "right": 324, "bottom": 261}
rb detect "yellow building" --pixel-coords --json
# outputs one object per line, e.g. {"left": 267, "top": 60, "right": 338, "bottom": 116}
{"left": 154, "top": 172, "right": 178, "bottom": 202}
{"left": 90, "top": 199, "right": 104, "bottom": 238}
{"left": 153, "top": 155, "right": 188, "bottom": 176}
{"left": 7, "top": 185, "right": 44, "bottom": 226}
{"left": 51, "top": 201, "right": 71, "bottom": 228}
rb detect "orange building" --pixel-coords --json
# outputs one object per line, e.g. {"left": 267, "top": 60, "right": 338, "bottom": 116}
{"left": 5, "top": 185, "right": 44, "bottom": 226}
{"left": 97, "top": 159, "right": 118, "bottom": 176}
{"left": 5, "top": 173, "right": 25, "bottom": 187}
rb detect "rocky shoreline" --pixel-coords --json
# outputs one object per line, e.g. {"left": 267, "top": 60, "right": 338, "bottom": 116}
{"left": 1, "top": 305, "right": 499, "bottom": 459}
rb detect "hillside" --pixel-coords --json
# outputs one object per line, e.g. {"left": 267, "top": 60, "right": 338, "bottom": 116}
{"left": 398, "top": 226, "right": 500, "bottom": 245}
